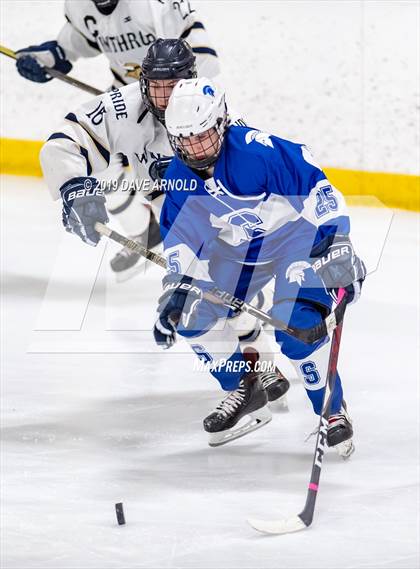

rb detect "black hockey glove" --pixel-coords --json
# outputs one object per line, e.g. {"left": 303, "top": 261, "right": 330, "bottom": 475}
{"left": 16, "top": 41, "right": 72, "bottom": 83}
{"left": 311, "top": 234, "right": 366, "bottom": 305}
{"left": 60, "top": 177, "right": 108, "bottom": 247}
{"left": 154, "top": 276, "right": 202, "bottom": 349}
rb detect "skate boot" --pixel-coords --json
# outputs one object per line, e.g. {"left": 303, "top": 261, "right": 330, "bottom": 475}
{"left": 259, "top": 367, "right": 290, "bottom": 408}
{"left": 327, "top": 402, "right": 355, "bottom": 459}
{"left": 203, "top": 370, "right": 272, "bottom": 447}
{"left": 110, "top": 215, "right": 162, "bottom": 281}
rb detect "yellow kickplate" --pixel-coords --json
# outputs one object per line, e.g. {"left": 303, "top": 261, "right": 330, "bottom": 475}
{"left": 0, "top": 138, "right": 419, "bottom": 211}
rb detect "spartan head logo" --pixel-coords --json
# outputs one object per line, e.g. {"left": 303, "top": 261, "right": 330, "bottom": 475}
{"left": 245, "top": 129, "right": 274, "bottom": 148}
{"left": 285, "top": 261, "right": 312, "bottom": 286}
{"left": 203, "top": 85, "right": 215, "bottom": 96}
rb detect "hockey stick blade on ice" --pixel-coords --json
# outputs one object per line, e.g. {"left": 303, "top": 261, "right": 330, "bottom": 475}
{"left": 0, "top": 44, "right": 102, "bottom": 96}
{"left": 247, "top": 290, "right": 348, "bottom": 535}
{"left": 95, "top": 222, "right": 346, "bottom": 344}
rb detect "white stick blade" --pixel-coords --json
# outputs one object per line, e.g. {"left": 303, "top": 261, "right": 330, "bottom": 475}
{"left": 247, "top": 515, "right": 307, "bottom": 535}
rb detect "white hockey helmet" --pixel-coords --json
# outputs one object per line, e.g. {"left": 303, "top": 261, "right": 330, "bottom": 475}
{"left": 165, "top": 77, "right": 228, "bottom": 170}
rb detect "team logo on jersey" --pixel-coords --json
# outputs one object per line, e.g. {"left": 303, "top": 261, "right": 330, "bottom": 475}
{"left": 203, "top": 85, "right": 215, "bottom": 97}
{"left": 124, "top": 62, "right": 142, "bottom": 79}
{"left": 285, "top": 261, "right": 311, "bottom": 286}
{"left": 226, "top": 210, "right": 265, "bottom": 241}
{"left": 245, "top": 129, "right": 273, "bottom": 148}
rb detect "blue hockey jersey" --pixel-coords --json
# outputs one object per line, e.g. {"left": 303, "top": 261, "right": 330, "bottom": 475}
{"left": 160, "top": 126, "right": 350, "bottom": 282}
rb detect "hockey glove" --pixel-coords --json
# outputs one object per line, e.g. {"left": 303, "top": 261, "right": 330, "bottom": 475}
{"left": 311, "top": 234, "right": 366, "bottom": 305}
{"left": 154, "top": 276, "right": 202, "bottom": 349}
{"left": 16, "top": 41, "right": 72, "bottom": 83}
{"left": 60, "top": 177, "right": 108, "bottom": 247}
{"left": 149, "top": 156, "right": 172, "bottom": 182}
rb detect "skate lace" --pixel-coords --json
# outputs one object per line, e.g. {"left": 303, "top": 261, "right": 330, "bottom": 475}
{"left": 259, "top": 370, "right": 278, "bottom": 389}
{"left": 216, "top": 388, "right": 246, "bottom": 417}
{"left": 328, "top": 413, "right": 346, "bottom": 425}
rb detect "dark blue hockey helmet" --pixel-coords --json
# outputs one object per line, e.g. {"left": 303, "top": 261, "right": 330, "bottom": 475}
{"left": 140, "top": 38, "right": 197, "bottom": 123}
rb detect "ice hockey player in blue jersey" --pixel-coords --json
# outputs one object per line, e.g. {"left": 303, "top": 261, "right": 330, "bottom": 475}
{"left": 154, "top": 77, "right": 366, "bottom": 454}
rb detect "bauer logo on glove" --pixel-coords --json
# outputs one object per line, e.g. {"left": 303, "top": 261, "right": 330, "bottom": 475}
{"left": 60, "top": 176, "right": 109, "bottom": 247}
{"left": 311, "top": 245, "right": 351, "bottom": 274}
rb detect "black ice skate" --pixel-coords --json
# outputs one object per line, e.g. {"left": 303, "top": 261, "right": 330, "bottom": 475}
{"left": 110, "top": 215, "right": 162, "bottom": 282}
{"left": 260, "top": 368, "right": 290, "bottom": 409}
{"left": 327, "top": 403, "right": 355, "bottom": 459}
{"left": 203, "top": 371, "right": 272, "bottom": 447}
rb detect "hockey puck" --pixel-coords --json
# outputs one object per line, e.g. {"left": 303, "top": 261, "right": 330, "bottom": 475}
{"left": 115, "top": 502, "right": 125, "bottom": 525}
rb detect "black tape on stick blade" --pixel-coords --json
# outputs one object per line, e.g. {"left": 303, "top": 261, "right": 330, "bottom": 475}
{"left": 115, "top": 502, "right": 125, "bottom": 525}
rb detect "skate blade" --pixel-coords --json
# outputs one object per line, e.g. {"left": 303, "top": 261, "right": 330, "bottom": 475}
{"left": 335, "top": 438, "right": 355, "bottom": 460}
{"left": 208, "top": 407, "right": 272, "bottom": 447}
{"left": 268, "top": 394, "right": 289, "bottom": 412}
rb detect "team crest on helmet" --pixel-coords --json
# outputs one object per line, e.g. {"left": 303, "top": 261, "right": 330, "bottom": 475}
{"left": 203, "top": 85, "right": 215, "bottom": 96}
{"left": 285, "top": 261, "right": 312, "bottom": 286}
{"left": 245, "top": 129, "right": 274, "bottom": 148}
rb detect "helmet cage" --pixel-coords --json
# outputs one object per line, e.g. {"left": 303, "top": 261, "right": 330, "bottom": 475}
{"left": 168, "top": 111, "right": 228, "bottom": 171}
{"left": 140, "top": 78, "right": 179, "bottom": 123}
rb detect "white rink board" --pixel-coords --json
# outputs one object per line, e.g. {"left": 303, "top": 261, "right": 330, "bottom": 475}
{"left": 0, "top": 0, "right": 419, "bottom": 174}
{"left": 1, "top": 177, "right": 419, "bottom": 568}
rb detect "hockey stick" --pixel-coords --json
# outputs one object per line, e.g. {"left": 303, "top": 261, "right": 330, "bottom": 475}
{"left": 95, "top": 222, "right": 347, "bottom": 345}
{"left": 247, "top": 288, "right": 348, "bottom": 535}
{"left": 0, "top": 44, "right": 102, "bottom": 96}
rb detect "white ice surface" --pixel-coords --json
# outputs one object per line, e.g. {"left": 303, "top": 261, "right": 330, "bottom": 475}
{"left": 1, "top": 175, "right": 419, "bottom": 568}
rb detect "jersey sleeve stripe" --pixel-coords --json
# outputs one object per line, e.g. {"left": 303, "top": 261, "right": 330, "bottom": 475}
{"left": 79, "top": 147, "right": 93, "bottom": 176}
{"left": 47, "top": 132, "right": 75, "bottom": 143}
{"left": 180, "top": 21, "right": 205, "bottom": 40}
{"left": 64, "top": 112, "right": 110, "bottom": 166}
{"left": 47, "top": 132, "right": 93, "bottom": 176}
{"left": 191, "top": 46, "right": 218, "bottom": 57}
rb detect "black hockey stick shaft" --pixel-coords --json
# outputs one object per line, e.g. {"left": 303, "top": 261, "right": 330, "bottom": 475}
{"left": 0, "top": 44, "right": 102, "bottom": 96}
{"left": 95, "top": 222, "right": 346, "bottom": 345}
{"left": 297, "top": 292, "right": 347, "bottom": 527}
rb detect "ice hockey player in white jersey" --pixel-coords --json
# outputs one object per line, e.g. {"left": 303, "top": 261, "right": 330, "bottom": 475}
{"left": 16, "top": 0, "right": 220, "bottom": 279}
{"left": 15, "top": 0, "right": 220, "bottom": 86}
{"left": 39, "top": 39, "right": 290, "bottom": 412}
{"left": 155, "top": 77, "right": 366, "bottom": 452}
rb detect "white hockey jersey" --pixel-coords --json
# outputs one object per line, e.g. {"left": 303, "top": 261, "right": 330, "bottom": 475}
{"left": 40, "top": 82, "right": 243, "bottom": 201}
{"left": 58, "top": 0, "right": 220, "bottom": 85}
